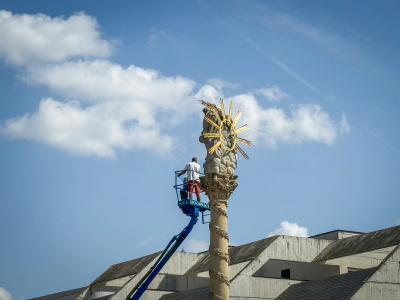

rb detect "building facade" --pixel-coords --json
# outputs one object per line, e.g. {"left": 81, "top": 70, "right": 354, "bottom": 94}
{"left": 30, "top": 225, "right": 400, "bottom": 300}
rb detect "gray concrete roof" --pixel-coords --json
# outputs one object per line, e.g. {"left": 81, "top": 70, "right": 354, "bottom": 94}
{"left": 186, "top": 236, "right": 278, "bottom": 275}
{"left": 313, "top": 225, "right": 400, "bottom": 262}
{"left": 275, "top": 267, "right": 376, "bottom": 300}
{"left": 159, "top": 287, "right": 209, "bottom": 300}
{"left": 92, "top": 252, "right": 161, "bottom": 284}
{"left": 310, "top": 229, "right": 363, "bottom": 239}
{"left": 27, "top": 287, "right": 87, "bottom": 300}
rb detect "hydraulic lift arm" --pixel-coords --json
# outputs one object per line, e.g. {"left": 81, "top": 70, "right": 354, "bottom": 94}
{"left": 126, "top": 213, "right": 198, "bottom": 300}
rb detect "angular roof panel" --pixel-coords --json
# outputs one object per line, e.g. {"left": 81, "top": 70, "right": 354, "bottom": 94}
{"left": 92, "top": 252, "right": 161, "bottom": 284}
{"left": 186, "top": 236, "right": 278, "bottom": 275}
{"left": 275, "top": 268, "right": 376, "bottom": 300}
{"left": 313, "top": 225, "right": 400, "bottom": 262}
{"left": 27, "top": 287, "right": 87, "bottom": 300}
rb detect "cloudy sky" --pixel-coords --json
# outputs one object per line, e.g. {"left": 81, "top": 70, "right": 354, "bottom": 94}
{"left": 0, "top": 1, "right": 399, "bottom": 299}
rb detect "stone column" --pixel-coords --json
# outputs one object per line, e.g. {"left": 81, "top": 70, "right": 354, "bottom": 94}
{"left": 201, "top": 174, "right": 237, "bottom": 300}
{"left": 199, "top": 100, "right": 248, "bottom": 300}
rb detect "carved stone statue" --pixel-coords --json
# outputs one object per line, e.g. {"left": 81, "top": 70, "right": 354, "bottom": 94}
{"left": 199, "top": 99, "right": 250, "bottom": 300}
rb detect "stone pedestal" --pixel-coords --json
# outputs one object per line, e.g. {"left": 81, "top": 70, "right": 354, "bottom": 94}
{"left": 201, "top": 174, "right": 237, "bottom": 300}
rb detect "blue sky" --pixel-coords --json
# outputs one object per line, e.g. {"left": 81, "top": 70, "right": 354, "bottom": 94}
{"left": 0, "top": 1, "right": 399, "bottom": 299}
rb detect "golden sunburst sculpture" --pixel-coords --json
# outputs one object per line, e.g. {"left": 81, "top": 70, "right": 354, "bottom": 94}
{"left": 200, "top": 99, "right": 251, "bottom": 159}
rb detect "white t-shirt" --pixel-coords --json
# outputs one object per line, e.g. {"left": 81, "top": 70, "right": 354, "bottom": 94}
{"left": 184, "top": 162, "right": 200, "bottom": 181}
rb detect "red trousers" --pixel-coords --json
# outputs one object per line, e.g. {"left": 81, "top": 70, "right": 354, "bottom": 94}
{"left": 187, "top": 180, "right": 200, "bottom": 196}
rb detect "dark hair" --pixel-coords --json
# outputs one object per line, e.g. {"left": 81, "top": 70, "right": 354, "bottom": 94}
{"left": 192, "top": 157, "right": 197, "bottom": 162}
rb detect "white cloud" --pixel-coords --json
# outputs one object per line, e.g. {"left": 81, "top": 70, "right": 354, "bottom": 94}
{"left": 22, "top": 60, "right": 196, "bottom": 108}
{"left": 196, "top": 84, "right": 223, "bottom": 103}
{"left": 268, "top": 221, "right": 308, "bottom": 237}
{"left": 0, "top": 287, "right": 12, "bottom": 300}
{"left": 0, "top": 10, "right": 111, "bottom": 65}
{"left": 183, "top": 239, "right": 208, "bottom": 253}
{"left": 229, "top": 93, "right": 350, "bottom": 147}
{"left": 1, "top": 83, "right": 349, "bottom": 157}
{"left": 255, "top": 86, "right": 288, "bottom": 102}
{"left": 0, "top": 11, "right": 349, "bottom": 158}
{"left": 1, "top": 98, "right": 174, "bottom": 158}
{"left": 0, "top": 58, "right": 200, "bottom": 157}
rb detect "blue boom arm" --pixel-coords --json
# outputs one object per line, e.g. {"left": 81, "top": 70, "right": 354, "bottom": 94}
{"left": 126, "top": 213, "right": 198, "bottom": 300}
{"left": 126, "top": 171, "right": 209, "bottom": 300}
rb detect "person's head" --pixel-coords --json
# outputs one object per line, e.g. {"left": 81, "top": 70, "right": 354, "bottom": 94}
{"left": 192, "top": 157, "right": 197, "bottom": 162}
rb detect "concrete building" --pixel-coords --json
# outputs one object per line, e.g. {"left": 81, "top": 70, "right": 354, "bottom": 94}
{"left": 30, "top": 225, "right": 400, "bottom": 300}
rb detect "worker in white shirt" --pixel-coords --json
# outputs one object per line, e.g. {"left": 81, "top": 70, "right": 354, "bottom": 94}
{"left": 177, "top": 157, "right": 201, "bottom": 201}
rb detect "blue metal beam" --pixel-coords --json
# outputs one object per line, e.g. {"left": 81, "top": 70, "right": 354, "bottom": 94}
{"left": 126, "top": 213, "right": 199, "bottom": 300}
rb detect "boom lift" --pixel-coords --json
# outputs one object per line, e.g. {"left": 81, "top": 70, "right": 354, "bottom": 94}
{"left": 126, "top": 171, "right": 209, "bottom": 300}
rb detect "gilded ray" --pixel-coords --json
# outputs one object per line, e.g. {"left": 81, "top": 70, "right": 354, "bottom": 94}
{"left": 209, "top": 140, "right": 222, "bottom": 154}
{"left": 232, "top": 111, "right": 242, "bottom": 127}
{"left": 235, "top": 144, "right": 249, "bottom": 160}
{"left": 204, "top": 116, "right": 220, "bottom": 130}
{"left": 219, "top": 99, "right": 226, "bottom": 121}
{"left": 234, "top": 124, "right": 249, "bottom": 134}
{"left": 236, "top": 137, "right": 251, "bottom": 146}
{"left": 203, "top": 132, "right": 221, "bottom": 138}
{"left": 228, "top": 102, "right": 233, "bottom": 121}
{"left": 201, "top": 98, "right": 251, "bottom": 160}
